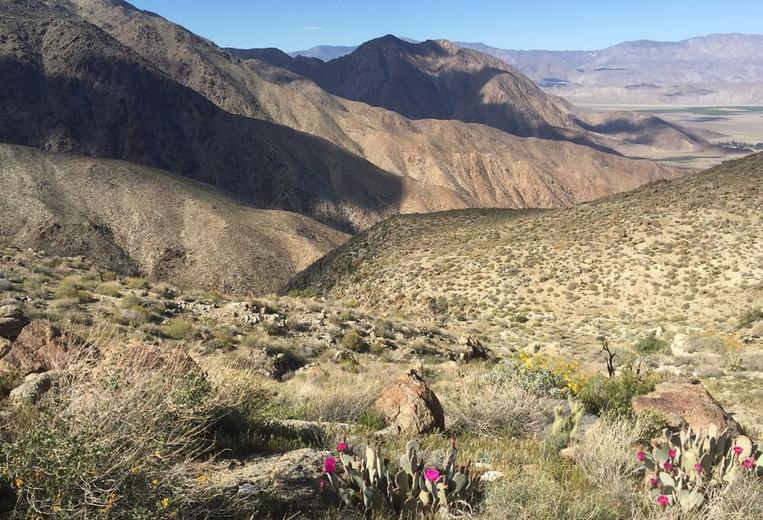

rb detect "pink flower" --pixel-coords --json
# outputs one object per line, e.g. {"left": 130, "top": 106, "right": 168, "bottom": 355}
{"left": 319, "top": 479, "right": 327, "bottom": 491}
{"left": 636, "top": 450, "right": 646, "bottom": 462}
{"left": 733, "top": 446, "right": 744, "bottom": 455}
{"left": 324, "top": 456, "right": 337, "bottom": 474}
{"left": 742, "top": 458, "right": 754, "bottom": 469}
{"left": 424, "top": 468, "right": 441, "bottom": 482}
{"left": 337, "top": 441, "right": 348, "bottom": 453}
{"left": 668, "top": 448, "right": 677, "bottom": 459}
{"left": 694, "top": 463, "right": 703, "bottom": 473}
{"left": 657, "top": 495, "right": 670, "bottom": 507}
{"left": 663, "top": 461, "right": 673, "bottom": 471}
{"left": 648, "top": 476, "right": 659, "bottom": 488}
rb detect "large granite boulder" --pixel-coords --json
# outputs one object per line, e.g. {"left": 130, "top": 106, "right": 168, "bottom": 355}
{"left": 374, "top": 369, "right": 445, "bottom": 435}
{"left": 632, "top": 381, "right": 741, "bottom": 435}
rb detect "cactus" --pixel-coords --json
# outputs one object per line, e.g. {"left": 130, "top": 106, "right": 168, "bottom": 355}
{"left": 320, "top": 437, "right": 480, "bottom": 517}
{"left": 637, "top": 427, "right": 763, "bottom": 512}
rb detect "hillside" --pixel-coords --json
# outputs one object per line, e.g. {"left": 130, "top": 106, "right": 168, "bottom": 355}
{"left": 289, "top": 152, "right": 763, "bottom": 355}
{"left": 238, "top": 35, "right": 709, "bottom": 155}
{"left": 0, "top": 144, "right": 348, "bottom": 294}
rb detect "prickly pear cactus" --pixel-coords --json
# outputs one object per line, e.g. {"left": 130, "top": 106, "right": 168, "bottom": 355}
{"left": 320, "top": 437, "right": 480, "bottom": 517}
{"left": 636, "top": 427, "right": 763, "bottom": 512}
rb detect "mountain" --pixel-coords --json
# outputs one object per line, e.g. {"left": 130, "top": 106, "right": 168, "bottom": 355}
{"left": 2, "top": 0, "right": 464, "bottom": 233}
{"left": 288, "top": 151, "right": 763, "bottom": 346}
{"left": 0, "top": 144, "right": 348, "bottom": 294}
{"left": 459, "top": 34, "right": 763, "bottom": 105}
{"left": 231, "top": 35, "right": 708, "bottom": 153}
{"left": 0, "top": 0, "right": 684, "bottom": 224}
{"left": 289, "top": 44, "right": 358, "bottom": 61}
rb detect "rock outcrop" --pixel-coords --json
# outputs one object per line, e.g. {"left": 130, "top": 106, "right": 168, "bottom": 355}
{"left": 0, "top": 303, "right": 29, "bottom": 340}
{"left": 632, "top": 382, "right": 742, "bottom": 435}
{"left": 0, "top": 321, "right": 77, "bottom": 376}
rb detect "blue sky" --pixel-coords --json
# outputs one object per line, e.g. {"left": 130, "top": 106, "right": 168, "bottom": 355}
{"left": 128, "top": 1, "right": 763, "bottom": 52}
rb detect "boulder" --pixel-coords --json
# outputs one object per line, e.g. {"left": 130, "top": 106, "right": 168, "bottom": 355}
{"left": 449, "top": 336, "right": 493, "bottom": 363}
{"left": 632, "top": 381, "right": 741, "bottom": 435}
{"left": 9, "top": 370, "right": 62, "bottom": 404}
{"left": 0, "top": 303, "right": 29, "bottom": 340}
{"left": 0, "top": 321, "right": 77, "bottom": 376}
{"left": 374, "top": 370, "right": 445, "bottom": 435}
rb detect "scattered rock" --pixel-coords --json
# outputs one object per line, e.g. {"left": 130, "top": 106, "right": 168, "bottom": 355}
{"left": 204, "top": 448, "right": 332, "bottom": 516}
{"left": 449, "top": 336, "right": 493, "bottom": 363}
{"left": 480, "top": 470, "right": 505, "bottom": 482}
{"left": 251, "top": 347, "right": 304, "bottom": 380}
{"left": 0, "top": 321, "right": 79, "bottom": 376}
{"left": 9, "top": 370, "right": 62, "bottom": 404}
{"left": 671, "top": 333, "right": 690, "bottom": 356}
{"left": 742, "top": 321, "right": 763, "bottom": 343}
{"left": 632, "top": 381, "right": 741, "bottom": 435}
{"left": 333, "top": 349, "right": 356, "bottom": 364}
{"left": 374, "top": 369, "right": 445, "bottom": 435}
{"left": 0, "top": 303, "right": 29, "bottom": 340}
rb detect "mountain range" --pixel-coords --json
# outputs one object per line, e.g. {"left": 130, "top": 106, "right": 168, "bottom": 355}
{"left": 0, "top": 0, "right": 732, "bottom": 293}
{"left": 292, "top": 33, "right": 763, "bottom": 105}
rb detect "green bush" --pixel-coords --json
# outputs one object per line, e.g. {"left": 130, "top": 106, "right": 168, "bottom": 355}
{"left": 287, "top": 287, "right": 318, "bottom": 298}
{"left": 633, "top": 333, "right": 667, "bottom": 354}
{"left": 125, "top": 277, "right": 150, "bottom": 290}
{"left": 95, "top": 282, "right": 122, "bottom": 298}
{"left": 162, "top": 318, "right": 194, "bottom": 340}
{"left": 340, "top": 330, "right": 367, "bottom": 353}
{"left": 578, "top": 371, "right": 657, "bottom": 419}
{"left": 738, "top": 307, "right": 763, "bottom": 329}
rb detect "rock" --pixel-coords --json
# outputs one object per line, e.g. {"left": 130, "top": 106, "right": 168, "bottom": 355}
{"left": 9, "top": 370, "right": 62, "bottom": 404}
{"left": 204, "top": 448, "right": 333, "bottom": 516}
{"left": 251, "top": 347, "right": 304, "bottom": 380}
{"left": 480, "top": 470, "right": 505, "bottom": 482}
{"left": 449, "top": 336, "right": 493, "bottom": 363}
{"left": 374, "top": 369, "right": 445, "bottom": 435}
{"left": 632, "top": 382, "right": 741, "bottom": 435}
{"left": 0, "top": 321, "right": 78, "bottom": 376}
{"left": 742, "top": 321, "right": 763, "bottom": 343}
{"left": 333, "top": 349, "right": 356, "bottom": 364}
{"left": 0, "top": 303, "right": 29, "bottom": 340}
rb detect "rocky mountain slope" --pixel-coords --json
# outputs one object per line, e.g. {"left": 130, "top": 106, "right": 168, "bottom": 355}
{"left": 0, "top": 144, "right": 348, "bottom": 293}
{"left": 289, "top": 152, "right": 763, "bottom": 357}
{"left": 241, "top": 35, "right": 708, "bottom": 153}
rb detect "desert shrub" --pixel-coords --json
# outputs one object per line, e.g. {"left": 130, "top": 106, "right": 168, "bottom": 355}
{"left": 125, "top": 276, "right": 150, "bottom": 290}
{"left": 53, "top": 276, "right": 93, "bottom": 303}
{"left": 738, "top": 307, "right": 763, "bottom": 329}
{"left": 480, "top": 463, "right": 622, "bottom": 520}
{"left": 355, "top": 409, "right": 387, "bottom": 431}
{"left": 484, "top": 353, "right": 582, "bottom": 399}
{"left": 578, "top": 371, "right": 658, "bottom": 420}
{"left": 288, "top": 287, "right": 318, "bottom": 299}
{"left": 340, "top": 330, "right": 367, "bottom": 353}
{"left": 633, "top": 333, "right": 667, "bottom": 354}
{"left": 0, "top": 344, "right": 247, "bottom": 519}
{"left": 163, "top": 318, "right": 195, "bottom": 340}
{"left": 446, "top": 376, "right": 547, "bottom": 439}
{"left": 95, "top": 282, "right": 122, "bottom": 297}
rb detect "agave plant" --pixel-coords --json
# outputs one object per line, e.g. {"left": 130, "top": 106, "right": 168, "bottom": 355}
{"left": 320, "top": 437, "right": 480, "bottom": 517}
{"left": 636, "top": 425, "right": 763, "bottom": 511}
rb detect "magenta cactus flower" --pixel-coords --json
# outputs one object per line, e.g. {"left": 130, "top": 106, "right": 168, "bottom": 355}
{"left": 337, "top": 441, "right": 348, "bottom": 453}
{"left": 323, "top": 456, "right": 337, "bottom": 474}
{"left": 424, "top": 468, "right": 441, "bottom": 482}
{"left": 657, "top": 495, "right": 670, "bottom": 507}
{"left": 694, "top": 463, "right": 703, "bottom": 473}
{"left": 742, "top": 458, "right": 755, "bottom": 469}
{"left": 648, "top": 476, "right": 659, "bottom": 488}
{"left": 733, "top": 446, "right": 744, "bottom": 455}
{"left": 636, "top": 450, "right": 646, "bottom": 462}
{"left": 663, "top": 461, "right": 673, "bottom": 471}
{"left": 668, "top": 448, "right": 677, "bottom": 459}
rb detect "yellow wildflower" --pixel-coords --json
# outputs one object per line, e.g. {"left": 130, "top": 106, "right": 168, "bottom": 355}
{"left": 152, "top": 478, "right": 161, "bottom": 486}
{"left": 14, "top": 478, "right": 23, "bottom": 488}
{"left": 195, "top": 474, "right": 208, "bottom": 483}
{"left": 129, "top": 465, "right": 142, "bottom": 474}
{"left": 160, "top": 497, "right": 171, "bottom": 508}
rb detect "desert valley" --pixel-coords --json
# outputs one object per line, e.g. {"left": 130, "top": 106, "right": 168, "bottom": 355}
{"left": 0, "top": 1, "right": 762, "bottom": 518}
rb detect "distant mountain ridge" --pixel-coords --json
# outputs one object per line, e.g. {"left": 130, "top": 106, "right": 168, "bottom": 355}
{"left": 289, "top": 33, "right": 763, "bottom": 105}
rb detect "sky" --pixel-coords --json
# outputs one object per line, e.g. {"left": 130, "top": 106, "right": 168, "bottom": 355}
{"left": 128, "top": 0, "right": 763, "bottom": 52}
